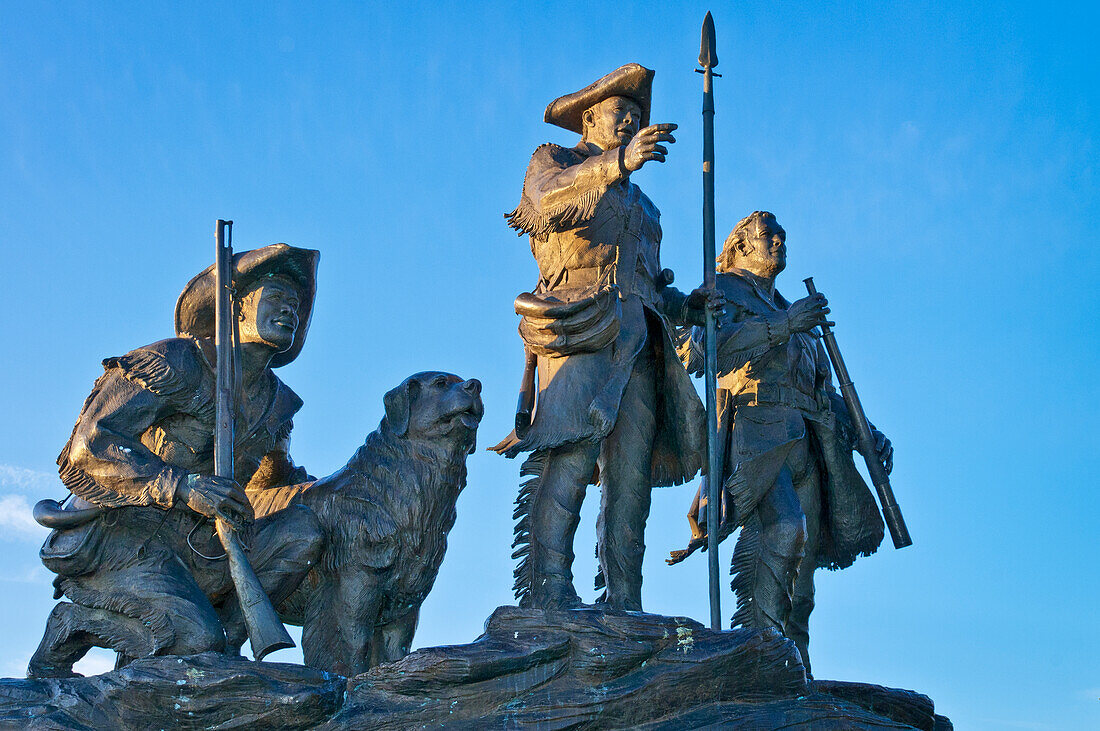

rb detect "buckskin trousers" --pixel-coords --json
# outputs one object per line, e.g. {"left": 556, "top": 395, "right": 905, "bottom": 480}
{"left": 731, "top": 432, "right": 823, "bottom": 675}
{"left": 525, "top": 342, "right": 657, "bottom": 611}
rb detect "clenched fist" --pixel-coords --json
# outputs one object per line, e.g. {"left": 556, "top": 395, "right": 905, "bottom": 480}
{"left": 178, "top": 474, "right": 254, "bottom": 531}
{"left": 787, "top": 293, "right": 834, "bottom": 334}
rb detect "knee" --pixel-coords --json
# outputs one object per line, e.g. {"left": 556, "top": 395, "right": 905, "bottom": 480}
{"left": 770, "top": 515, "right": 808, "bottom": 558}
{"left": 283, "top": 504, "right": 325, "bottom": 566}
{"left": 172, "top": 615, "right": 226, "bottom": 655}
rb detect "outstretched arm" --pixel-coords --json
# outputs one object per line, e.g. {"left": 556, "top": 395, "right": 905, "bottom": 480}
{"left": 525, "top": 146, "right": 627, "bottom": 216}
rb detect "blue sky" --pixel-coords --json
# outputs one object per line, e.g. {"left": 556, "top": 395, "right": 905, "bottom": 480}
{"left": 0, "top": 2, "right": 1096, "bottom": 728}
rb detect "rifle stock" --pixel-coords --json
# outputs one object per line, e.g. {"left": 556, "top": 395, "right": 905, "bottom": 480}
{"left": 804, "top": 277, "right": 912, "bottom": 549}
{"left": 514, "top": 347, "right": 537, "bottom": 438}
{"left": 214, "top": 219, "right": 295, "bottom": 660}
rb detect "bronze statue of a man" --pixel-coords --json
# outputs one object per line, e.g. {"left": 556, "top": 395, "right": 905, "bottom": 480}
{"left": 495, "top": 63, "right": 720, "bottom": 611}
{"left": 28, "top": 245, "right": 323, "bottom": 678}
{"left": 668, "top": 211, "right": 892, "bottom": 675}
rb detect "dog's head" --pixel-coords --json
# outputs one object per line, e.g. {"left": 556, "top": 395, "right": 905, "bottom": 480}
{"left": 383, "top": 372, "right": 484, "bottom": 454}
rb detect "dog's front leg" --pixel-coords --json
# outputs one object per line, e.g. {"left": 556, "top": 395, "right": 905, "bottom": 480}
{"left": 373, "top": 607, "right": 419, "bottom": 666}
{"left": 303, "top": 571, "right": 382, "bottom": 677}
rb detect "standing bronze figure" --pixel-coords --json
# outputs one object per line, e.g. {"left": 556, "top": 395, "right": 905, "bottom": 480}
{"left": 668, "top": 211, "right": 893, "bottom": 676}
{"left": 27, "top": 244, "right": 324, "bottom": 677}
{"left": 494, "top": 63, "right": 722, "bottom": 611}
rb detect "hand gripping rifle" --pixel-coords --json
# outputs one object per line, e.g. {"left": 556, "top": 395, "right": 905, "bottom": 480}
{"left": 213, "top": 220, "right": 296, "bottom": 659}
{"left": 804, "top": 277, "right": 912, "bottom": 549}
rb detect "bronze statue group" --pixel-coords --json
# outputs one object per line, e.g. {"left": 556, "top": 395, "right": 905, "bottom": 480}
{"left": 26, "top": 63, "right": 897, "bottom": 682}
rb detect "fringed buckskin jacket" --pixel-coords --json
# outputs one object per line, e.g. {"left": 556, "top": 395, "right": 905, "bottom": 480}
{"left": 496, "top": 141, "right": 705, "bottom": 487}
{"left": 676, "top": 270, "right": 884, "bottom": 570}
{"left": 41, "top": 337, "right": 309, "bottom": 581}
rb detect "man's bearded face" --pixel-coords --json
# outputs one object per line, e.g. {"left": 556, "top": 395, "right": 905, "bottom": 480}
{"left": 239, "top": 278, "right": 300, "bottom": 353}
{"left": 583, "top": 96, "right": 642, "bottom": 150}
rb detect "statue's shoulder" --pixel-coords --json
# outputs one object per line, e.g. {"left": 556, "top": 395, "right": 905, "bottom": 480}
{"left": 270, "top": 372, "right": 304, "bottom": 426}
{"left": 102, "top": 337, "right": 210, "bottom": 400}
{"left": 527, "top": 142, "right": 585, "bottom": 170}
{"left": 716, "top": 271, "right": 758, "bottom": 300}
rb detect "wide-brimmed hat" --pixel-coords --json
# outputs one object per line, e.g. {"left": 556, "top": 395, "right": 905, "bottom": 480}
{"left": 544, "top": 63, "right": 654, "bottom": 135}
{"left": 174, "top": 244, "right": 319, "bottom": 368}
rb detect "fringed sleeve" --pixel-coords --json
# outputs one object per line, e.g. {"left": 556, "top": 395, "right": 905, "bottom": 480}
{"left": 57, "top": 341, "right": 205, "bottom": 510}
{"left": 715, "top": 308, "right": 791, "bottom": 375}
{"left": 677, "top": 326, "right": 704, "bottom": 377}
{"left": 505, "top": 143, "right": 626, "bottom": 238}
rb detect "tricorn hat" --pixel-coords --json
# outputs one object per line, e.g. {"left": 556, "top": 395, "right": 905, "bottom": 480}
{"left": 174, "top": 244, "right": 320, "bottom": 368}
{"left": 544, "top": 63, "right": 655, "bottom": 135}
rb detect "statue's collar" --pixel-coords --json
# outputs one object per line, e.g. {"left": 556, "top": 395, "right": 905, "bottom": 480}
{"left": 191, "top": 336, "right": 302, "bottom": 432}
{"left": 725, "top": 267, "right": 790, "bottom": 310}
{"left": 577, "top": 141, "right": 602, "bottom": 156}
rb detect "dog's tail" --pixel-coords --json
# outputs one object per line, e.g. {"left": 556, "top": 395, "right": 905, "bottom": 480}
{"left": 511, "top": 450, "right": 546, "bottom": 604}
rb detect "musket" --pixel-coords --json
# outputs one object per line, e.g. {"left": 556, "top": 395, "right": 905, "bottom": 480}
{"left": 697, "top": 11, "right": 723, "bottom": 631}
{"left": 213, "top": 219, "right": 296, "bottom": 660}
{"left": 804, "top": 277, "right": 913, "bottom": 549}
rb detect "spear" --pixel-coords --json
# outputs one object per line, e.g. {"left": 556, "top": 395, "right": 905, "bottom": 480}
{"left": 696, "top": 11, "right": 723, "bottom": 631}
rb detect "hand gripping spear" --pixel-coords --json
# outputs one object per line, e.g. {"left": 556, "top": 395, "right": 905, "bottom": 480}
{"left": 697, "top": 11, "right": 723, "bottom": 631}
{"left": 213, "top": 219, "right": 296, "bottom": 659}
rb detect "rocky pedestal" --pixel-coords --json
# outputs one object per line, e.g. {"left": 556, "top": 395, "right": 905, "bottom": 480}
{"left": 0, "top": 606, "right": 950, "bottom": 730}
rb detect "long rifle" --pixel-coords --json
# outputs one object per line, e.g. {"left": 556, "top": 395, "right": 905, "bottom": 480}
{"left": 803, "top": 277, "right": 912, "bottom": 549}
{"left": 214, "top": 219, "right": 296, "bottom": 660}
{"left": 697, "top": 11, "right": 723, "bottom": 631}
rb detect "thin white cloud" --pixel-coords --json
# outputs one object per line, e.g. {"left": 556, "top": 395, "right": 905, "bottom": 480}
{"left": 0, "top": 494, "right": 48, "bottom": 540}
{"left": 0, "top": 655, "right": 32, "bottom": 678}
{"left": 0, "top": 563, "right": 50, "bottom": 584}
{"left": 1, "top": 649, "right": 117, "bottom": 678}
{"left": 0, "top": 464, "right": 56, "bottom": 494}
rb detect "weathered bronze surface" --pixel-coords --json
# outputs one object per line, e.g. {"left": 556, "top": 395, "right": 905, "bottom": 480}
{"left": 0, "top": 611, "right": 952, "bottom": 730}
{"left": 1, "top": 37, "right": 941, "bottom": 727}
{"left": 28, "top": 243, "right": 325, "bottom": 678}
{"left": 668, "top": 211, "right": 894, "bottom": 676}
{"left": 493, "top": 63, "right": 723, "bottom": 612}
{"left": 251, "top": 371, "right": 483, "bottom": 676}
{"left": 23, "top": 242, "right": 480, "bottom": 681}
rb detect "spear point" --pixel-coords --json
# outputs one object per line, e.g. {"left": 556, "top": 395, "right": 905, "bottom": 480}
{"left": 699, "top": 11, "right": 718, "bottom": 69}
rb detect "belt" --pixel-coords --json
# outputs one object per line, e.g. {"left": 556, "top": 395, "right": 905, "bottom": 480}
{"left": 550, "top": 264, "right": 657, "bottom": 304}
{"left": 731, "top": 383, "right": 822, "bottom": 414}
{"left": 557, "top": 266, "right": 609, "bottom": 288}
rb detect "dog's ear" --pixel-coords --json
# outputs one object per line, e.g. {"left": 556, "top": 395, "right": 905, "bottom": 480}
{"left": 383, "top": 378, "right": 420, "bottom": 437}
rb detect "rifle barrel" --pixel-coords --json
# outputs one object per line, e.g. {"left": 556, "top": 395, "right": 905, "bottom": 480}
{"left": 803, "top": 277, "right": 912, "bottom": 549}
{"left": 214, "top": 219, "right": 296, "bottom": 659}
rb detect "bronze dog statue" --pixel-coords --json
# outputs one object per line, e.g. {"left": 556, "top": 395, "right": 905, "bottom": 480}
{"left": 257, "top": 372, "right": 483, "bottom": 676}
